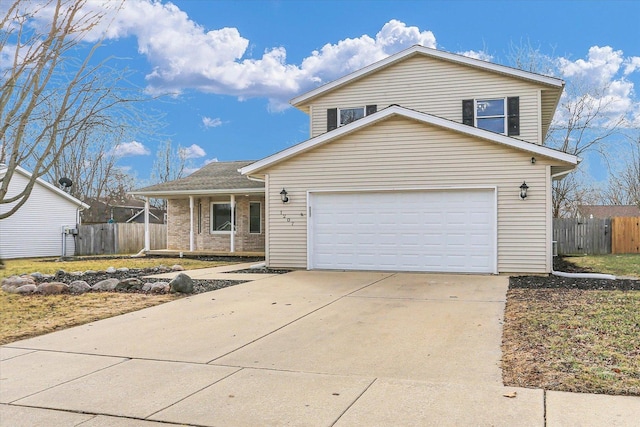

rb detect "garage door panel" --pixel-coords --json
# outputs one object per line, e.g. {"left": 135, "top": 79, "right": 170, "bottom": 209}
{"left": 310, "top": 190, "right": 495, "bottom": 273}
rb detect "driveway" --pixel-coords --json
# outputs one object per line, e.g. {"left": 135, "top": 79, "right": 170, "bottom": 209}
{"left": 1, "top": 271, "right": 638, "bottom": 426}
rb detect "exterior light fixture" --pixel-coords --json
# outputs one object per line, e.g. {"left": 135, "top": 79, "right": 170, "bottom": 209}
{"left": 531, "top": 157, "right": 536, "bottom": 164}
{"left": 280, "top": 188, "right": 289, "bottom": 203}
{"left": 520, "top": 181, "right": 529, "bottom": 199}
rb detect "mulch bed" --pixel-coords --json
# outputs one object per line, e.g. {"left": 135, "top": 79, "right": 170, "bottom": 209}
{"left": 510, "top": 257, "right": 639, "bottom": 291}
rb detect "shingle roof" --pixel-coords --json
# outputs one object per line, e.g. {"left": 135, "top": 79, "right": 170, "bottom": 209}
{"left": 130, "top": 161, "right": 263, "bottom": 196}
{"left": 577, "top": 205, "right": 640, "bottom": 218}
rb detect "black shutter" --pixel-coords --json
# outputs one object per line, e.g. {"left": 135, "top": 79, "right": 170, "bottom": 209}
{"left": 327, "top": 108, "right": 337, "bottom": 132}
{"left": 462, "top": 99, "right": 474, "bottom": 126}
{"left": 366, "top": 105, "right": 377, "bottom": 115}
{"left": 507, "top": 97, "right": 520, "bottom": 136}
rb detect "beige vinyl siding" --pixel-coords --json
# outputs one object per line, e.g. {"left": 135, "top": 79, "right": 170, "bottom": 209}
{"left": 264, "top": 116, "right": 558, "bottom": 273}
{"left": 306, "top": 55, "right": 545, "bottom": 145}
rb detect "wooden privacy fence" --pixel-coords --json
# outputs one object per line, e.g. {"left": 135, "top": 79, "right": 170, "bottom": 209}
{"left": 553, "top": 217, "right": 640, "bottom": 255}
{"left": 612, "top": 217, "right": 640, "bottom": 254}
{"left": 553, "top": 218, "right": 611, "bottom": 255}
{"left": 75, "top": 223, "right": 167, "bottom": 256}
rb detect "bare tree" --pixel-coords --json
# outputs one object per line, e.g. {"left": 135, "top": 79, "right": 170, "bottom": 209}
{"left": 0, "top": 0, "right": 146, "bottom": 220}
{"left": 147, "top": 139, "right": 189, "bottom": 209}
{"left": 508, "top": 41, "right": 631, "bottom": 217}
{"left": 602, "top": 135, "right": 640, "bottom": 206}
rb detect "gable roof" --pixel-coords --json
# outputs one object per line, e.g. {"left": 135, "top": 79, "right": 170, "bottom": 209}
{"left": 291, "top": 45, "right": 565, "bottom": 108}
{"left": 0, "top": 164, "right": 89, "bottom": 209}
{"left": 130, "top": 160, "right": 264, "bottom": 197}
{"left": 240, "top": 105, "right": 579, "bottom": 176}
{"left": 577, "top": 205, "right": 640, "bottom": 218}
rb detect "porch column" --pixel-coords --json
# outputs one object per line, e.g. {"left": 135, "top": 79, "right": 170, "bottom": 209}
{"left": 230, "top": 194, "right": 235, "bottom": 253}
{"left": 189, "top": 196, "right": 194, "bottom": 252}
{"left": 144, "top": 197, "right": 150, "bottom": 251}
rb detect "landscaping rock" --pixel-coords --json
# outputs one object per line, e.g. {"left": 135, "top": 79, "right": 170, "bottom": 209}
{"left": 150, "top": 282, "right": 170, "bottom": 294}
{"left": 15, "top": 284, "right": 38, "bottom": 295}
{"left": 106, "top": 267, "right": 117, "bottom": 274}
{"left": 169, "top": 273, "right": 194, "bottom": 294}
{"left": 115, "top": 278, "right": 143, "bottom": 291}
{"left": 142, "top": 282, "right": 153, "bottom": 292}
{"left": 68, "top": 280, "right": 91, "bottom": 294}
{"left": 30, "top": 272, "right": 44, "bottom": 280}
{"left": 2, "top": 276, "right": 34, "bottom": 288}
{"left": 37, "top": 282, "right": 70, "bottom": 295}
{"left": 171, "top": 264, "right": 184, "bottom": 271}
{"left": 116, "top": 267, "right": 130, "bottom": 273}
{"left": 92, "top": 278, "right": 120, "bottom": 291}
{"left": 84, "top": 270, "right": 98, "bottom": 275}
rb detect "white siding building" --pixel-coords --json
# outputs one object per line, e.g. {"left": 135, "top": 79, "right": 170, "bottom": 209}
{"left": 0, "top": 166, "right": 88, "bottom": 259}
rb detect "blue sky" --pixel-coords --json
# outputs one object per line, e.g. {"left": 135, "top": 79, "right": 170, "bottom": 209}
{"left": 8, "top": 0, "right": 640, "bottom": 185}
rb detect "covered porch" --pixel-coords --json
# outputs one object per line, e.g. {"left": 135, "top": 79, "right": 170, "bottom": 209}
{"left": 128, "top": 161, "right": 266, "bottom": 256}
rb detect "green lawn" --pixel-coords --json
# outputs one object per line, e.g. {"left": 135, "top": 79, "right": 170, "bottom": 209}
{"left": 563, "top": 254, "right": 640, "bottom": 277}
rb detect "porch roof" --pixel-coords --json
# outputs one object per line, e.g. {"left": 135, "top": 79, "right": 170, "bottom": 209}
{"left": 130, "top": 160, "right": 264, "bottom": 197}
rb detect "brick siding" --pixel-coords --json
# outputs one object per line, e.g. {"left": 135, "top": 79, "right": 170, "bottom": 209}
{"left": 167, "top": 195, "right": 265, "bottom": 252}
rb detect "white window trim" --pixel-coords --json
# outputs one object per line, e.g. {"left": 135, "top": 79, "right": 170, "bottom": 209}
{"left": 210, "top": 202, "right": 234, "bottom": 234}
{"left": 338, "top": 106, "right": 366, "bottom": 127}
{"left": 249, "top": 201, "right": 262, "bottom": 234}
{"left": 474, "top": 98, "right": 507, "bottom": 135}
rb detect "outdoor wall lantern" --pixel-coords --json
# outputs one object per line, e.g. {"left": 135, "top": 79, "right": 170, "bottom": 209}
{"left": 520, "top": 181, "right": 529, "bottom": 200}
{"left": 280, "top": 188, "right": 289, "bottom": 203}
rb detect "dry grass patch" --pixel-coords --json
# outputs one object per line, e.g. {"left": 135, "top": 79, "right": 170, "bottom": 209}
{"left": 0, "top": 291, "right": 181, "bottom": 345}
{"left": 1, "top": 256, "right": 230, "bottom": 279}
{"left": 502, "top": 288, "right": 640, "bottom": 395}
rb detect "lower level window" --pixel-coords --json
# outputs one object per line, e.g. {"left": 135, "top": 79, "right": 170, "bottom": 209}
{"left": 211, "top": 202, "right": 234, "bottom": 232}
{"left": 249, "top": 202, "right": 261, "bottom": 234}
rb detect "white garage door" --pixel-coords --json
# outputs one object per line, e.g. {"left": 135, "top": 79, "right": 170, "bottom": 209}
{"left": 309, "top": 189, "right": 496, "bottom": 273}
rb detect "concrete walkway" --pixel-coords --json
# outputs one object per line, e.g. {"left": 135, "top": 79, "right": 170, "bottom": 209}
{"left": 1, "top": 270, "right": 639, "bottom": 426}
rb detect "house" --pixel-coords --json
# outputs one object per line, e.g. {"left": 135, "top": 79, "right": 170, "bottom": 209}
{"left": 81, "top": 196, "right": 166, "bottom": 224}
{"left": 239, "top": 45, "right": 579, "bottom": 274}
{"left": 0, "top": 165, "right": 89, "bottom": 259}
{"left": 577, "top": 205, "right": 640, "bottom": 219}
{"left": 129, "top": 161, "right": 265, "bottom": 254}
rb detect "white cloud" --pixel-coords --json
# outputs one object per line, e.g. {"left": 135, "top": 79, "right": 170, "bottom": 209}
{"left": 558, "top": 46, "right": 624, "bottom": 85}
{"left": 624, "top": 57, "right": 640, "bottom": 75}
{"left": 112, "top": 141, "right": 150, "bottom": 157}
{"left": 202, "top": 116, "right": 223, "bottom": 128}
{"left": 39, "top": 1, "right": 436, "bottom": 109}
{"left": 458, "top": 50, "right": 493, "bottom": 62}
{"left": 204, "top": 158, "right": 219, "bottom": 164}
{"left": 179, "top": 144, "right": 206, "bottom": 159}
{"left": 555, "top": 46, "right": 640, "bottom": 128}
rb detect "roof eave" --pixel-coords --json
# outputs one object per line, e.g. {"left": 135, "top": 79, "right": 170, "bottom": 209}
{"left": 241, "top": 106, "right": 578, "bottom": 176}
{"left": 291, "top": 45, "right": 564, "bottom": 108}
{"left": 128, "top": 187, "right": 265, "bottom": 198}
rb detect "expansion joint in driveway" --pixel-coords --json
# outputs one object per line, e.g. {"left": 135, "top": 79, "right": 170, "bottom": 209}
{"left": 205, "top": 274, "right": 396, "bottom": 365}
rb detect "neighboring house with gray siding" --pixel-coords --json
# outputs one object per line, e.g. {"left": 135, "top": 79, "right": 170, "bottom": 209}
{"left": 0, "top": 165, "right": 88, "bottom": 259}
{"left": 130, "top": 161, "right": 265, "bottom": 254}
{"left": 240, "top": 45, "right": 580, "bottom": 274}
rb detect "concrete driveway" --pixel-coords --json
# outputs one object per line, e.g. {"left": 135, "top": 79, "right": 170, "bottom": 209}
{"left": 1, "top": 270, "right": 639, "bottom": 426}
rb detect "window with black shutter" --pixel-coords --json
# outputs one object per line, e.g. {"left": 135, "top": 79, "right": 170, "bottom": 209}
{"left": 327, "top": 105, "right": 377, "bottom": 130}
{"left": 461, "top": 97, "right": 519, "bottom": 136}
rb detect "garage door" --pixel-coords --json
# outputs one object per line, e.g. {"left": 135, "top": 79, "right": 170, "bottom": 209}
{"left": 309, "top": 189, "right": 496, "bottom": 273}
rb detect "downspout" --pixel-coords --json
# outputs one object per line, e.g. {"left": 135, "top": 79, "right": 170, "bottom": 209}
{"left": 550, "top": 168, "right": 616, "bottom": 280}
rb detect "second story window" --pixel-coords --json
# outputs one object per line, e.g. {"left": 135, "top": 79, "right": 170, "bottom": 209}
{"left": 339, "top": 107, "right": 366, "bottom": 126}
{"left": 327, "top": 105, "right": 377, "bottom": 131}
{"left": 476, "top": 99, "right": 506, "bottom": 133}
{"left": 463, "top": 97, "right": 519, "bottom": 136}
